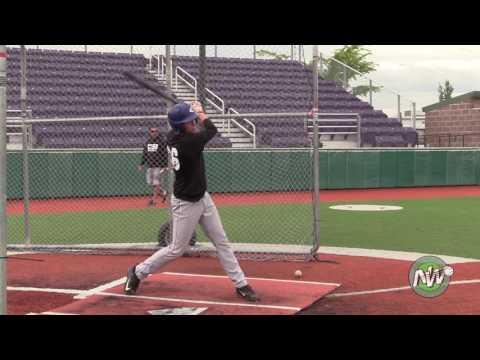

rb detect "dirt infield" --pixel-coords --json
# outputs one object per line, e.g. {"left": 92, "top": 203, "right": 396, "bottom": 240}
{"left": 6, "top": 185, "right": 480, "bottom": 315}
{"left": 7, "top": 185, "right": 480, "bottom": 215}
{"left": 6, "top": 252, "right": 480, "bottom": 315}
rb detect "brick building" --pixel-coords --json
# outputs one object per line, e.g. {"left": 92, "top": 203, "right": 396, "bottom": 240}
{"left": 423, "top": 91, "right": 480, "bottom": 147}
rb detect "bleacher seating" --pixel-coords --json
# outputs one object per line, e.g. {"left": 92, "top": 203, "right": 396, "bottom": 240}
{"left": 6, "top": 47, "right": 416, "bottom": 148}
{"left": 171, "top": 55, "right": 417, "bottom": 147}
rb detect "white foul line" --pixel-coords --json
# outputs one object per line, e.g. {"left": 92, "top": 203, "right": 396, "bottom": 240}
{"left": 327, "top": 286, "right": 412, "bottom": 298}
{"left": 95, "top": 291, "right": 302, "bottom": 312}
{"left": 7, "top": 286, "right": 302, "bottom": 312}
{"left": 162, "top": 272, "right": 341, "bottom": 287}
{"left": 74, "top": 277, "right": 127, "bottom": 299}
{"left": 326, "top": 278, "right": 480, "bottom": 298}
{"left": 27, "top": 312, "right": 79, "bottom": 315}
{"left": 7, "top": 286, "right": 82, "bottom": 295}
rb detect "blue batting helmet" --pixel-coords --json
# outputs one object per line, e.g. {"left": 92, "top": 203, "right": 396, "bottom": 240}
{"left": 168, "top": 103, "right": 198, "bottom": 133}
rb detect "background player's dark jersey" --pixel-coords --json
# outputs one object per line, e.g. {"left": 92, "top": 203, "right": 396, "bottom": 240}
{"left": 167, "top": 119, "right": 217, "bottom": 202}
{"left": 140, "top": 135, "right": 168, "bottom": 168}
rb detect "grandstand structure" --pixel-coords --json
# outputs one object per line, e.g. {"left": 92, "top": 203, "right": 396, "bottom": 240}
{"left": 6, "top": 47, "right": 418, "bottom": 149}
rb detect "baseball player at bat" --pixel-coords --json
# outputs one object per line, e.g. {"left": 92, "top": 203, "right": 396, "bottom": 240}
{"left": 124, "top": 101, "right": 260, "bottom": 302}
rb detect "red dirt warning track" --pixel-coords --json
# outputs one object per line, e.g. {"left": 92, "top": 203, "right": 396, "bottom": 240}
{"left": 7, "top": 186, "right": 480, "bottom": 215}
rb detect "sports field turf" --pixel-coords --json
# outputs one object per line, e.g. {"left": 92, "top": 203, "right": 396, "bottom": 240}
{"left": 6, "top": 197, "right": 480, "bottom": 259}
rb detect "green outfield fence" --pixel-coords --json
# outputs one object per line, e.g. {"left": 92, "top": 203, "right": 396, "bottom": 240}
{"left": 5, "top": 148, "right": 480, "bottom": 200}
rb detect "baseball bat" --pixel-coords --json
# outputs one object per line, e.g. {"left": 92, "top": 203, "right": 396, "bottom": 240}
{"left": 122, "top": 71, "right": 180, "bottom": 108}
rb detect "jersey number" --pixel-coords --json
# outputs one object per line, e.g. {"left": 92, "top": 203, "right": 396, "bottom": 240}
{"left": 147, "top": 144, "right": 159, "bottom": 152}
{"left": 167, "top": 146, "right": 180, "bottom": 171}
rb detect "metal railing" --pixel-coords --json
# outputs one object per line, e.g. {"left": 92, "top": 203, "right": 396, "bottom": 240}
{"left": 305, "top": 113, "right": 362, "bottom": 148}
{"left": 227, "top": 107, "right": 256, "bottom": 148}
{"left": 175, "top": 66, "right": 197, "bottom": 100}
{"left": 152, "top": 55, "right": 227, "bottom": 113}
{"left": 24, "top": 112, "right": 312, "bottom": 124}
{"left": 7, "top": 109, "right": 32, "bottom": 118}
{"left": 319, "top": 54, "right": 417, "bottom": 124}
{"left": 205, "top": 87, "right": 224, "bottom": 114}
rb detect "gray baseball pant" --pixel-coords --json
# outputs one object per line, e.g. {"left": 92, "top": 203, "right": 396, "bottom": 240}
{"left": 135, "top": 192, "right": 248, "bottom": 289}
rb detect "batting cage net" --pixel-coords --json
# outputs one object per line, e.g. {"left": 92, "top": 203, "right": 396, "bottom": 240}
{"left": 6, "top": 114, "right": 319, "bottom": 261}
{"left": 4, "top": 44, "right": 365, "bottom": 261}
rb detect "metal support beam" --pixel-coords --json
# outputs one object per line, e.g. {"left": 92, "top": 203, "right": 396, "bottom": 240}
{"left": 199, "top": 45, "right": 207, "bottom": 108}
{"left": 311, "top": 45, "right": 321, "bottom": 258}
{"left": 369, "top": 79, "right": 373, "bottom": 106}
{"left": 20, "top": 46, "right": 31, "bottom": 246}
{"left": 412, "top": 102, "right": 417, "bottom": 130}
{"left": 165, "top": 45, "right": 172, "bottom": 90}
{"left": 397, "top": 94, "right": 401, "bottom": 121}
{"left": 0, "top": 45, "right": 8, "bottom": 315}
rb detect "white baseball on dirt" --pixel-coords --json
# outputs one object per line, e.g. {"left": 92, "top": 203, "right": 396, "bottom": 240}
{"left": 444, "top": 266, "right": 454, "bottom": 276}
{"left": 294, "top": 270, "right": 302, "bottom": 279}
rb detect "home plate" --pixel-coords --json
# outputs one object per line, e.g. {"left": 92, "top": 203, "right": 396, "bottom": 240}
{"left": 45, "top": 272, "right": 340, "bottom": 315}
{"left": 148, "top": 307, "right": 208, "bottom": 315}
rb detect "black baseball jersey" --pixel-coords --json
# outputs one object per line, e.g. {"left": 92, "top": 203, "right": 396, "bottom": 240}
{"left": 166, "top": 119, "right": 217, "bottom": 202}
{"left": 140, "top": 135, "right": 168, "bottom": 168}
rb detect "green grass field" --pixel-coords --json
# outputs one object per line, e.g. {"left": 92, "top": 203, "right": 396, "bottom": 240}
{"left": 7, "top": 197, "right": 480, "bottom": 259}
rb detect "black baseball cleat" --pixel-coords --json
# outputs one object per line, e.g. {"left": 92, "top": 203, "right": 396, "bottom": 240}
{"left": 124, "top": 266, "right": 141, "bottom": 295}
{"left": 236, "top": 285, "right": 260, "bottom": 302}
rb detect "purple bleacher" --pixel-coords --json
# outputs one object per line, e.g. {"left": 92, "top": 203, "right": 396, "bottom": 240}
{"left": 206, "top": 134, "right": 232, "bottom": 148}
{"left": 171, "top": 55, "right": 417, "bottom": 147}
{"left": 6, "top": 47, "right": 167, "bottom": 121}
{"left": 6, "top": 48, "right": 417, "bottom": 148}
{"left": 374, "top": 135, "right": 407, "bottom": 147}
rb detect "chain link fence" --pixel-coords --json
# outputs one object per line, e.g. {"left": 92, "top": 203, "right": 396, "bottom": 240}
{"left": 4, "top": 44, "right": 419, "bottom": 262}
{"left": 6, "top": 114, "right": 317, "bottom": 261}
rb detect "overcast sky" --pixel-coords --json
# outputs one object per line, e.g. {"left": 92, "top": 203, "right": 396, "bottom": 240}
{"left": 13, "top": 44, "right": 480, "bottom": 116}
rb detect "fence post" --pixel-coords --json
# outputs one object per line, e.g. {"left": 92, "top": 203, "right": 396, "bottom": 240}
{"left": 357, "top": 114, "right": 362, "bottom": 148}
{"left": 0, "top": 45, "right": 8, "bottom": 315}
{"left": 165, "top": 45, "right": 172, "bottom": 90}
{"left": 311, "top": 45, "right": 321, "bottom": 258}
{"left": 199, "top": 45, "right": 207, "bottom": 109}
{"left": 253, "top": 45, "right": 256, "bottom": 59}
{"left": 369, "top": 79, "right": 373, "bottom": 106}
{"left": 22, "top": 124, "right": 31, "bottom": 246}
{"left": 20, "top": 46, "right": 31, "bottom": 246}
{"left": 319, "top": 53, "right": 323, "bottom": 77}
{"left": 397, "top": 94, "right": 401, "bottom": 120}
{"left": 412, "top": 102, "right": 417, "bottom": 130}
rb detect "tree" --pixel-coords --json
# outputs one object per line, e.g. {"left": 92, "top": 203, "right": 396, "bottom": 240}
{"left": 438, "top": 80, "right": 454, "bottom": 102}
{"left": 255, "top": 49, "right": 290, "bottom": 60}
{"left": 255, "top": 45, "right": 381, "bottom": 98}
{"left": 323, "top": 45, "right": 382, "bottom": 97}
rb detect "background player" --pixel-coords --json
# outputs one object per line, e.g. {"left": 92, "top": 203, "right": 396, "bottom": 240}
{"left": 125, "top": 101, "right": 260, "bottom": 302}
{"left": 139, "top": 127, "right": 168, "bottom": 206}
